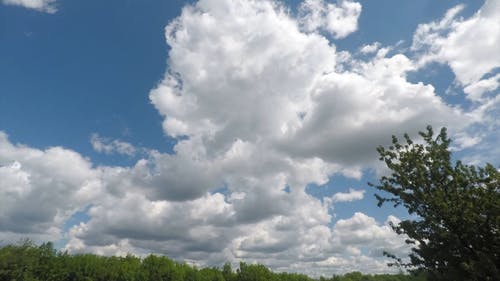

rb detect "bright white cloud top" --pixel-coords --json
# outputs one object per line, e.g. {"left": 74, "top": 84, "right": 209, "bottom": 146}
{"left": 0, "top": 0, "right": 499, "bottom": 276}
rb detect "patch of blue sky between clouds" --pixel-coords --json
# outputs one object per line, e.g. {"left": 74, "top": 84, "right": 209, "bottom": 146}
{"left": 305, "top": 171, "right": 410, "bottom": 227}
{"left": 406, "top": 62, "right": 475, "bottom": 110}
{"left": 55, "top": 206, "right": 93, "bottom": 249}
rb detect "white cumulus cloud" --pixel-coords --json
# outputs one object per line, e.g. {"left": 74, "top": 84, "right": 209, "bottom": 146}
{"left": 410, "top": 0, "right": 500, "bottom": 166}
{"left": 412, "top": 0, "right": 500, "bottom": 92}
{"left": 0, "top": 132, "right": 101, "bottom": 242}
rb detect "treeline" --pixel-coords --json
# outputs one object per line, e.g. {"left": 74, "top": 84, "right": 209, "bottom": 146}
{"left": 0, "top": 241, "right": 426, "bottom": 281}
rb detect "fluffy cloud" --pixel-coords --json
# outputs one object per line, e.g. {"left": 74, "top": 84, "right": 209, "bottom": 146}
{"left": 151, "top": 0, "right": 467, "bottom": 172}
{"left": 410, "top": 0, "right": 499, "bottom": 166}
{"left": 463, "top": 73, "right": 500, "bottom": 102}
{"left": 0, "top": 132, "right": 100, "bottom": 241}
{"left": 2, "top": 0, "right": 57, "bottom": 13}
{"left": 331, "top": 213, "right": 406, "bottom": 256}
{"left": 412, "top": 0, "right": 500, "bottom": 95}
{"left": 299, "top": 0, "right": 362, "bottom": 39}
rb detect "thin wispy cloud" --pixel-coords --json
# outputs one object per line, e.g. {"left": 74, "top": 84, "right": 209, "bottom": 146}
{"left": 331, "top": 188, "right": 365, "bottom": 202}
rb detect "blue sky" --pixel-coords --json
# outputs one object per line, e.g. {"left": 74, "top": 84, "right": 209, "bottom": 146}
{"left": 0, "top": 0, "right": 498, "bottom": 276}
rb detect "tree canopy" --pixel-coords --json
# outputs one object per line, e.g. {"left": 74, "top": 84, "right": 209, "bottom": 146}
{"left": 371, "top": 126, "right": 500, "bottom": 280}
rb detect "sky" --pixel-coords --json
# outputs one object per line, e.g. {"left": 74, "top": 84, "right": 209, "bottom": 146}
{"left": 0, "top": 0, "right": 499, "bottom": 276}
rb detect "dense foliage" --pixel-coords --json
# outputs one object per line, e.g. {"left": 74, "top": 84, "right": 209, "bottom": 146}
{"left": 371, "top": 126, "right": 500, "bottom": 280}
{"left": 0, "top": 241, "right": 425, "bottom": 281}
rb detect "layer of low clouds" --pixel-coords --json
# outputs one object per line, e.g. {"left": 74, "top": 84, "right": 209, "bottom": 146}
{"left": 2, "top": 0, "right": 57, "bottom": 13}
{"left": 1, "top": 0, "right": 499, "bottom": 276}
{"left": 0, "top": 131, "right": 409, "bottom": 275}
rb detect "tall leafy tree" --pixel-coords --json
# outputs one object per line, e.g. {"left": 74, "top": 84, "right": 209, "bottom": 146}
{"left": 371, "top": 126, "right": 500, "bottom": 280}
